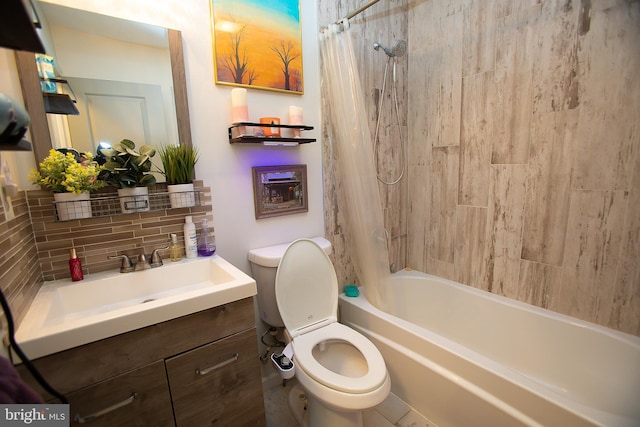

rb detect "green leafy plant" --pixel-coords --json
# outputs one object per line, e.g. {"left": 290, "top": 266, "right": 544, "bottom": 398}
{"left": 158, "top": 144, "right": 199, "bottom": 185}
{"left": 29, "top": 149, "right": 105, "bottom": 194}
{"left": 98, "top": 139, "right": 156, "bottom": 189}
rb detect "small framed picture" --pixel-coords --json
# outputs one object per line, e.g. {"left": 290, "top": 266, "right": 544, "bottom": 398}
{"left": 252, "top": 164, "right": 308, "bottom": 219}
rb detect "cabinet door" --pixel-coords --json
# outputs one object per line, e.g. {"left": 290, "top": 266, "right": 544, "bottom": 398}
{"left": 166, "top": 329, "right": 266, "bottom": 426}
{"left": 66, "top": 361, "right": 174, "bottom": 427}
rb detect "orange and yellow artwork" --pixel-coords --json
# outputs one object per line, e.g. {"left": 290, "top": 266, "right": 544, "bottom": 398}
{"left": 211, "top": 0, "right": 303, "bottom": 94}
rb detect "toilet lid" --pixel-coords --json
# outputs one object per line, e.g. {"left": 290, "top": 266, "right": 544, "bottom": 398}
{"left": 275, "top": 239, "right": 338, "bottom": 335}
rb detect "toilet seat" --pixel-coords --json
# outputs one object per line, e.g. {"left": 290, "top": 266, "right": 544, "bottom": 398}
{"left": 292, "top": 322, "right": 387, "bottom": 394}
{"left": 275, "top": 239, "right": 388, "bottom": 395}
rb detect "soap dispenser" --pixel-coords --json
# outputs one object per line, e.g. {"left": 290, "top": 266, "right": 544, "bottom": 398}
{"left": 169, "top": 233, "right": 182, "bottom": 262}
{"left": 69, "top": 248, "right": 84, "bottom": 281}
{"left": 197, "top": 219, "right": 216, "bottom": 257}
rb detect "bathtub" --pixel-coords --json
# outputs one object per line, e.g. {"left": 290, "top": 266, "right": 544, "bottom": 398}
{"left": 338, "top": 269, "right": 640, "bottom": 427}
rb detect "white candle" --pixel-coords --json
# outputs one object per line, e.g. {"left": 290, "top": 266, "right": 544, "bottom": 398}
{"left": 288, "top": 105, "right": 303, "bottom": 125}
{"left": 231, "top": 88, "right": 248, "bottom": 123}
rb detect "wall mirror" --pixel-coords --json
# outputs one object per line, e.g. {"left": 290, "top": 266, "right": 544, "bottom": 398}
{"left": 252, "top": 164, "right": 308, "bottom": 219}
{"left": 15, "top": 1, "right": 192, "bottom": 176}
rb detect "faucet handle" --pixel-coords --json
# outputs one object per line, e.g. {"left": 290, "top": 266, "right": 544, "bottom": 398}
{"left": 150, "top": 247, "right": 168, "bottom": 268}
{"left": 108, "top": 254, "right": 135, "bottom": 273}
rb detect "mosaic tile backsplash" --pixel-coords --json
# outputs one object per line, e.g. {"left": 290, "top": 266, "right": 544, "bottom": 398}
{"left": 0, "top": 192, "right": 41, "bottom": 327}
{"left": 0, "top": 181, "right": 212, "bottom": 326}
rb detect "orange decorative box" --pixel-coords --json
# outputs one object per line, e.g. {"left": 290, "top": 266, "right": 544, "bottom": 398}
{"left": 260, "top": 117, "right": 281, "bottom": 137}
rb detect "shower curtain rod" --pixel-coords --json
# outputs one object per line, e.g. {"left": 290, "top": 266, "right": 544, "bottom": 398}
{"left": 334, "top": 0, "right": 381, "bottom": 25}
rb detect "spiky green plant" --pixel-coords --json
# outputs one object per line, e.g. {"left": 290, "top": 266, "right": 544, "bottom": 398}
{"left": 98, "top": 139, "right": 156, "bottom": 189}
{"left": 158, "top": 144, "right": 199, "bottom": 185}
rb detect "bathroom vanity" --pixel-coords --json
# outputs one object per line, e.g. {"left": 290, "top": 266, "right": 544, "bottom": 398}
{"left": 13, "top": 256, "right": 266, "bottom": 426}
{"left": 16, "top": 297, "right": 266, "bottom": 426}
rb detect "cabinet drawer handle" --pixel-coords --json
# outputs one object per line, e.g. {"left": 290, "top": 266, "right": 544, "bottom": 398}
{"left": 195, "top": 353, "right": 239, "bottom": 376}
{"left": 74, "top": 392, "right": 137, "bottom": 423}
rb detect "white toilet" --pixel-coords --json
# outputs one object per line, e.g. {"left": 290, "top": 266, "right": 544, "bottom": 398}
{"left": 249, "top": 238, "right": 390, "bottom": 427}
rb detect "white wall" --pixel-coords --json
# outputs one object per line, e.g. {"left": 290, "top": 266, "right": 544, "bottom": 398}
{"left": 27, "top": 0, "right": 325, "bottom": 273}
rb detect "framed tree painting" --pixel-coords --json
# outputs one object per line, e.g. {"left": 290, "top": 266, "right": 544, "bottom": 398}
{"left": 210, "top": 0, "right": 304, "bottom": 94}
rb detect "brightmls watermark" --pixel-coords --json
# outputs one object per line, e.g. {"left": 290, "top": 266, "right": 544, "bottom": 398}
{"left": 1, "top": 405, "right": 69, "bottom": 426}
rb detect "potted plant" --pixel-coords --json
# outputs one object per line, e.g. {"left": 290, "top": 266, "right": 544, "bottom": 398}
{"left": 158, "top": 144, "right": 199, "bottom": 208}
{"left": 98, "top": 139, "right": 156, "bottom": 213}
{"left": 29, "top": 149, "right": 104, "bottom": 220}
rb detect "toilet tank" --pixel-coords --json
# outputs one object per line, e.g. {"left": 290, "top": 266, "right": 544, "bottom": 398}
{"left": 248, "top": 237, "right": 331, "bottom": 327}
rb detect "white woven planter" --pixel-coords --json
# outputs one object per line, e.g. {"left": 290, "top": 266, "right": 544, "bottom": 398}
{"left": 167, "top": 183, "right": 195, "bottom": 208}
{"left": 117, "top": 187, "right": 150, "bottom": 213}
{"left": 54, "top": 192, "right": 92, "bottom": 221}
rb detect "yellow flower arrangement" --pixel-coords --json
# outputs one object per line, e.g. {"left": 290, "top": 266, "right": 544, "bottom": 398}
{"left": 30, "top": 149, "right": 105, "bottom": 194}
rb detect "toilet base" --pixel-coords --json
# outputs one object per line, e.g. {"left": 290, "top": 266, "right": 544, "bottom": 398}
{"left": 289, "top": 385, "right": 365, "bottom": 427}
{"left": 288, "top": 384, "right": 308, "bottom": 426}
{"left": 302, "top": 393, "right": 363, "bottom": 427}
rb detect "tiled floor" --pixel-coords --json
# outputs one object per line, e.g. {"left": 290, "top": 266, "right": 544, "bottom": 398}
{"left": 263, "top": 378, "right": 436, "bottom": 427}
{"left": 264, "top": 378, "right": 299, "bottom": 427}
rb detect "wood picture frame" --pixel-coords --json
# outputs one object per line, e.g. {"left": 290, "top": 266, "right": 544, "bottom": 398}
{"left": 252, "top": 164, "right": 307, "bottom": 219}
{"left": 210, "top": 0, "right": 304, "bottom": 94}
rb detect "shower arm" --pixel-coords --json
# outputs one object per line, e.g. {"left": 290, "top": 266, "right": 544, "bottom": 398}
{"left": 334, "top": 0, "right": 382, "bottom": 25}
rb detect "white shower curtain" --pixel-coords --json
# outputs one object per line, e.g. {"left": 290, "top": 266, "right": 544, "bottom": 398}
{"left": 320, "top": 20, "right": 391, "bottom": 310}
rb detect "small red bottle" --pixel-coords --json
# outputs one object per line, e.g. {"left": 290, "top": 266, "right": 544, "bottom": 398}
{"left": 69, "top": 248, "right": 84, "bottom": 281}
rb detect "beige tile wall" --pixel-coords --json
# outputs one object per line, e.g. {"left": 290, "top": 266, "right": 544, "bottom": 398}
{"left": 29, "top": 181, "right": 212, "bottom": 281}
{"left": 319, "top": 0, "right": 640, "bottom": 336}
{"left": 409, "top": 0, "right": 640, "bottom": 336}
{"left": 0, "top": 192, "right": 42, "bottom": 326}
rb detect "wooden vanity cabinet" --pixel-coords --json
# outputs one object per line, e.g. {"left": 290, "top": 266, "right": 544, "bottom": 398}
{"left": 15, "top": 297, "right": 266, "bottom": 427}
{"left": 66, "top": 361, "right": 173, "bottom": 427}
{"left": 167, "top": 329, "right": 266, "bottom": 426}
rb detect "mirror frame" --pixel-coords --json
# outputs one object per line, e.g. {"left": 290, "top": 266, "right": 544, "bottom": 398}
{"left": 14, "top": 28, "right": 192, "bottom": 165}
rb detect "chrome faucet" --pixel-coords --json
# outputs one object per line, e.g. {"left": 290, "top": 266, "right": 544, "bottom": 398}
{"left": 150, "top": 247, "right": 167, "bottom": 268}
{"left": 109, "top": 248, "right": 167, "bottom": 273}
{"left": 108, "top": 254, "right": 135, "bottom": 273}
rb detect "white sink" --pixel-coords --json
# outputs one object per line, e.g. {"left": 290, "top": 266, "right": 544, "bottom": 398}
{"left": 15, "top": 256, "right": 256, "bottom": 360}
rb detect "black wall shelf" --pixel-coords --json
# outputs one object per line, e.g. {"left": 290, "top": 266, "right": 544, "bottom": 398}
{"left": 228, "top": 122, "right": 315, "bottom": 145}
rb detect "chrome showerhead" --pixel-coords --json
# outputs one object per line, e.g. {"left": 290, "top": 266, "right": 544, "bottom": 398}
{"left": 390, "top": 39, "right": 407, "bottom": 57}
{"left": 373, "top": 39, "right": 407, "bottom": 57}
